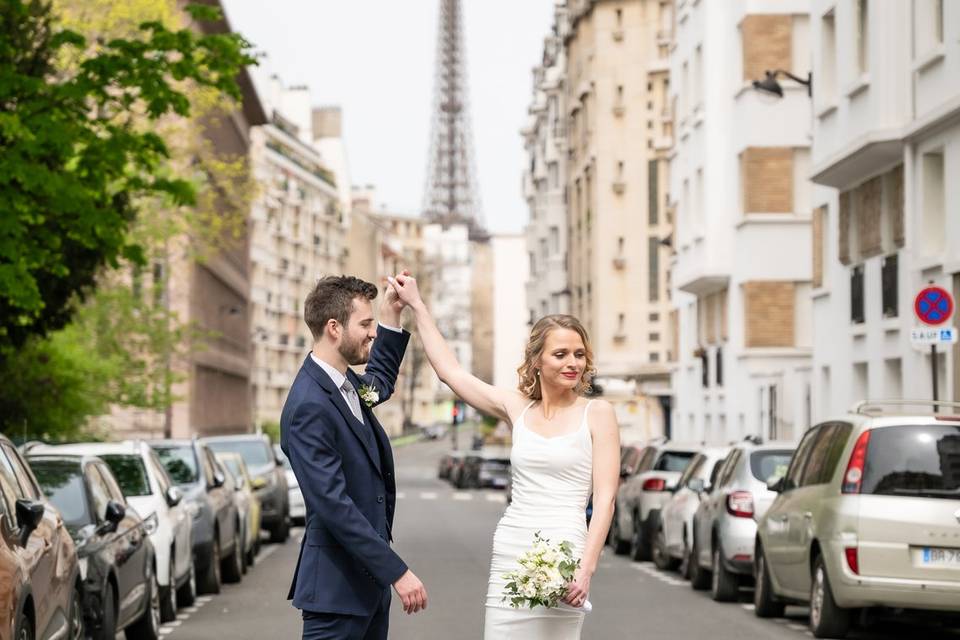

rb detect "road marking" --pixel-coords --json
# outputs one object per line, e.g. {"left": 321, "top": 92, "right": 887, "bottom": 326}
{"left": 159, "top": 629, "right": 175, "bottom": 636}
{"left": 176, "top": 613, "right": 190, "bottom": 620}
{"left": 420, "top": 492, "right": 438, "bottom": 500}
{"left": 452, "top": 492, "right": 473, "bottom": 501}
{"left": 633, "top": 563, "right": 685, "bottom": 586}
{"left": 486, "top": 493, "right": 507, "bottom": 503}
{"left": 787, "top": 623, "right": 807, "bottom": 632}
{"left": 258, "top": 544, "right": 280, "bottom": 563}
{"left": 741, "top": 604, "right": 755, "bottom": 612}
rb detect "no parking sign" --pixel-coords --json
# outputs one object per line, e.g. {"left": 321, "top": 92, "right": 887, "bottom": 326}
{"left": 911, "top": 285, "right": 956, "bottom": 408}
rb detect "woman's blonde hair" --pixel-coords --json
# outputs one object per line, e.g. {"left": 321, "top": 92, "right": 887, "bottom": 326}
{"left": 517, "top": 315, "right": 595, "bottom": 400}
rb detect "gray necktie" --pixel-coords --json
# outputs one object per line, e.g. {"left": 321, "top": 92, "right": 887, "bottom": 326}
{"left": 341, "top": 379, "right": 364, "bottom": 425}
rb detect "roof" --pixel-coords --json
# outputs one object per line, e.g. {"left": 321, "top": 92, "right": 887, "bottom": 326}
{"left": 30, "top": 442, "right": 143, "bottom": 457}
{"left": 200, "top": 433, "right": 269, "bottom": 443}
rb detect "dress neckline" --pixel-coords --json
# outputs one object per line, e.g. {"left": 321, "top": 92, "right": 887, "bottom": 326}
{"left": 518, "top": 400, "right": 592, "bottom": 441}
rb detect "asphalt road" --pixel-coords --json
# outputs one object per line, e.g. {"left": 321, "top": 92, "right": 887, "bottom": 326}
{"left": 154, "top": 434, "right": 960, "bottom": 640}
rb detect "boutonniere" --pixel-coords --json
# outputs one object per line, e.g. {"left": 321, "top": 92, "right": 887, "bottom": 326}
{"left": 358, "top": 384, "right": 379, "bottom": 408}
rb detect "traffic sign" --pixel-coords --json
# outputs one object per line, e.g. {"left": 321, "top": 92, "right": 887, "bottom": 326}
{"left": 911, "top": 326, "right": 958, "bottom": 346}
{"left": 914, "top": 286, "right": 954, "bottom": 326}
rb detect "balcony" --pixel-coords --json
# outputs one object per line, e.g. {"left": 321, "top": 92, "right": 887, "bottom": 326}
{"left": 612, "top": 181, "right": 626, "bottom": 195}
{"left": 673, "top": 238, "right": 730, "bottom": 296}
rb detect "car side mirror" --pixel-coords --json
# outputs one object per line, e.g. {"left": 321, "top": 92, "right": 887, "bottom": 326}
{"left": 767, "top": 477, "right": 785, "bottom": 493}
{"left": 97, "top": 500, "right": 125, "bottom": 535}
{"left": 15, "top": 499, "right": 44, "bottom": 545}
{"left": 687, "top": 478, "right": 706, "bottom": 494}
{"left": 275, "top": 454, "right": 284, "bottom": 466}
{"left": 211, "top": 472, "right": 225, "bottom": 489}
{"left": 165, "top": 486, "right": 183, "bottom": 507}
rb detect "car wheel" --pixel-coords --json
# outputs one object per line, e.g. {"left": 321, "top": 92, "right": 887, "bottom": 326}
{"left": 222, "top": 528, "right": 244, "bottom": 584}
{"left": 160, "top": 554, "right": 177, "bottom": 623}
{"left": 679, "top": 531, "right": 692, "bottom": 580}
{"left": 125, "top": 568, "right": 161, "bottom": 640}
{"left": 711, "top": 544, "right": 739, "bottom": 602}
{"left": 753, "top": 545, "right": 785, "bottom": 618}
{"left": 14, "top": 610, "right": 33, "bottom": 640}
{"left": 240, "top": 525, "right": 248, "bottom": 576}
{"left": 630, "top": 512, "right": 651, "bottom": 562}
{"left": 269, "top": 517, "right": 289, "bottom": 544}
{"left": 689, "top": 535, "right": 711, "bottom": 590}
{"left": 176, "top": 559, "right": 197, "bottom": 607}
{"left": 68, "top": 585, "right": 84, "bottom": 640}
{"left": 809, "top": 554, "right": 851, "bottom": 638}
{"left": 653, "top": 524, "right": 679, "bottom": 571}
{"left": 246, "top": 537, "right": 256, "bottom": 569}
{"left": 197, "top": 537, "right": 221, "bottom": 595}
{"left": 92, "top": 580, "right": 116, "bottom": 640}
{"left": 610, "top": 515, "right": 630, "bottom": 555}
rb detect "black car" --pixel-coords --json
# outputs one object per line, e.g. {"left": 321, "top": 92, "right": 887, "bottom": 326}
{"left": 201, "top": 434, "right": 290, "bottom": 543}
{"left": 28, "top": 454, "right": 160, "bottom": 640}
{"left": 150, "top": 440, "right": 242, "bottom": 595}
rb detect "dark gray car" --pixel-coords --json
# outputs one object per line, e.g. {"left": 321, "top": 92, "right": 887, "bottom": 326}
{"left": 201, "top": 434, "right": 290, "bottom": 543}
{"left": 150, "top": 440, "right": 243, "bottom": 595}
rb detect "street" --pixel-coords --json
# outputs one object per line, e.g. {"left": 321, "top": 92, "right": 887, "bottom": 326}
{"left": 157, "top": 435, "right": 960, "bottom": 640}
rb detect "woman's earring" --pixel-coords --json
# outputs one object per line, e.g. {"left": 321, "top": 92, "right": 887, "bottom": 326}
{"left": 535, "top": 369, "right": 540, "bottom": 377}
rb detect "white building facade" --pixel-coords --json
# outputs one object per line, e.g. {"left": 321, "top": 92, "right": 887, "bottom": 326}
{"left": 492, "top": 235, "right": 531, "bottom": 390}
{"left": 809, "top": 0, "right": 960, "bottom": 419}
{"left": 670, "top": 0, "right": 814, "bottom": 444}
{"left": 523, "top": 2, "right": 571, "bottom": 324}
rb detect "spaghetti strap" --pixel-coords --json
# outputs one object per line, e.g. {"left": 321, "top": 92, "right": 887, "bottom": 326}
{"left": 581, "top": 399, "right": 595, "bottom": 430}
{"left": 517, "top": 400, "right": 536, "bottom": 422}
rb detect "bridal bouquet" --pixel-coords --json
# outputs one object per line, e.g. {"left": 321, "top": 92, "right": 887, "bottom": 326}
{"left": 502, "top": 531, "right": 583, "bottom": 610}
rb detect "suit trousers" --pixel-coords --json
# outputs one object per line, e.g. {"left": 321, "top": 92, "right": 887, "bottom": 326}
{"left": 301, "top": 589, "right": 391, "bottom": 640}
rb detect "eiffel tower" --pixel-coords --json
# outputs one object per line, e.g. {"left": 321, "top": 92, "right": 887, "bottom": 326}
{"left": 422, "top": 0, "right": 486, "bottom": 240}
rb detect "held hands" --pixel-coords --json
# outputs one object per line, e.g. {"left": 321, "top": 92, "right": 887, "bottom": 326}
{"left": 562, "top": 566, "right": 591, "bottom": 608}
{"left": 386, "top": 272, "right": 424, "bottom": 310}
{"left": 380, "top": 269, "right": 410, "bottom": 327}
{"left": 393, "top": 569, "right": 428, "bottom": 614}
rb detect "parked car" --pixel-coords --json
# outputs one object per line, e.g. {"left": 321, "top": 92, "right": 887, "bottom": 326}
{"left": 0, "top": 437, "right": 83, "bottom": 640}
{"left": 216, "top": 452, "right": 261, "bottom": 570}
{"left": 613, "top": 442, "right": 699, "bottom": 560}
{"left": 421, "top": 423, "right": 448, "bottom": 440}
{"left": 755, "top": 402, "right": 960, "bottom": 638}
{"left": 606, "top": 443, "right": 647, "bottom": 548}
{"left": 477, "top": 449, "right": 511, "bottom": 489}
{"left": 202, "top": 434, "right": 290, "bottom": 543}
{"left": 452, "top": 453, "right": 484, "bottom": 489}
{"left": 32, "top": 441, "right": 196, "bottom": 621}
{"left": 150, "top": 439, "right": 243, "bottom": 595}
{"left": 29, "top": 453, "right": 160, "bottom": 640}
{"left": 689, "top": 439, "right": 794, "bottom": 600}
{"left": 657, "top": 446, "right": 729, "bottom": 575}
{"left": 274, "top": 446, "right": 305, "bottom": 526}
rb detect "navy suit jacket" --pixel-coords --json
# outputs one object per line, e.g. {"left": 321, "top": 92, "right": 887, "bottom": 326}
{"left": 280, "top": 327, "right": 410, "bottom": 616}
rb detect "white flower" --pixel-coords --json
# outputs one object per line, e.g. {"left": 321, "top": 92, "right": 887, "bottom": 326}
{"left": 358, "top": 384, "right": 379, "bottom": 407}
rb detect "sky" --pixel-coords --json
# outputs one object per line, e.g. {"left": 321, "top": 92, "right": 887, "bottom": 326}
{"left": 222, "top": 0, "right": 556, "bottom": 234}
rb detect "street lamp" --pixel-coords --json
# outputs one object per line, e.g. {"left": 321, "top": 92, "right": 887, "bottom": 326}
{"left": 752, "top": 69, "right": 812, "bottom": 98}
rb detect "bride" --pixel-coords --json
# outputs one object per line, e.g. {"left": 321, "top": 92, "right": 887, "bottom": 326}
{"left": 387, "top": 273, "right": 620, "bottom": 639}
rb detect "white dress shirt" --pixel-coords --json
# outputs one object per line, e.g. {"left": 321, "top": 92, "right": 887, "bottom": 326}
{"left": 309, "top": 323, "right": 403, "bottom": 424}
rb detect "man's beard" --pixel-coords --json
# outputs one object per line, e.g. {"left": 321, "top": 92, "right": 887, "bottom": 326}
{"left": 339, "top": 334, "right": 370, "bottom": 366}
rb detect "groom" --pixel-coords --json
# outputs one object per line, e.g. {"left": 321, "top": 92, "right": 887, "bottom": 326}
{"left": 281, "top": 274, "right": 428, "bottom": 640}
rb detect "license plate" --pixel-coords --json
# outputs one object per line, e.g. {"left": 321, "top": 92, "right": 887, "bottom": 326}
{"left": 918, "top": 547, "right": 960, "bottom": 567}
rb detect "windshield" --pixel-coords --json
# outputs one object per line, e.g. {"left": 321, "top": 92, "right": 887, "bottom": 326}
{"left": 206, "top": 440, "right": 272, "bottom": 472}
{"left": 152, "top": 445, "right": 199, "bottom": 485}
{"left": 750, "top": 450, "right": 794, "bottom": 483}
{"left": 100, "top": 455, "right": 151, "bottom": 497}
{"left": 221, "top": 457, "right": 243, "bottom": 480}
{"left": 861, "top": 424, "right": 960, "bottom": 499}
{"left": 653, "top": 451, "right": 695, "bottom": 473}
{"left": 30, "top": 460, "right": 92, "bottom": 529}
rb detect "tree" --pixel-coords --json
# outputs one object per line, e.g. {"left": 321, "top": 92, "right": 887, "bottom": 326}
{"left": 0, "top": 0, "right": 255, "bottom": 354}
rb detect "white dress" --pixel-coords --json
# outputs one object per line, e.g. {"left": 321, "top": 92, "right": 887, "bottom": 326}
{"left": 484, "top": 400, "right": 594, "bottom": 639}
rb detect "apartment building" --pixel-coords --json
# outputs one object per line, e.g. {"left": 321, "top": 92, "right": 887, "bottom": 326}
{"left": 523, "top": 1, "right": 571, "bottom": 323}
{"left": 563, "top": 0, "right": 674, "bottom": 434}
{"left": 248, "top": 79, "right": 347, "bottom": 429}
{"left": 808, "top": 0, "right": 960, "bottom": 418}
{"left": 669, "top": 0, "right": 814, "bottom": 444}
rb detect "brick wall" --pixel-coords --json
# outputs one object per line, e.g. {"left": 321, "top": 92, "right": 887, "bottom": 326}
{"left": 856, "top": 175, "right": 883, "bottom": 258}
{"left": 838, "top": 192, "right": 851, "bottom": 265}
{"left": 743, "top": 281, "right": 795, "bottom": 348}
{"left": 888, "top": 165, "right": 905, "bottom": 248}
{"left": 741, "top": 15, "right": 793, "bottom": 82}
{"left": 741, "top": 147, "right": 794, "bottom": 213}
{"left": 813, "top": 206, "right": 826, "bottom": 288}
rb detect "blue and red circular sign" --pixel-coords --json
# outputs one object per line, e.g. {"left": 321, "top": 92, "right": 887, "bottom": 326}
{"left": 914, "top": 286, "right": 954, "bottom": 326}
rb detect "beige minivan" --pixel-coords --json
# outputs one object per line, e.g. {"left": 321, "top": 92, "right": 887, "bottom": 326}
{"left": 754, "top": 401, "right": 960, "bottom": 638}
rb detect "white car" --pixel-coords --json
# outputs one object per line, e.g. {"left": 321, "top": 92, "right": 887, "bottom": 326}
{"left": 33, "top": 441, "right": 196, "bottom": 622}
{"left": 275, "top": 446, "right": 304, "bottom": 525}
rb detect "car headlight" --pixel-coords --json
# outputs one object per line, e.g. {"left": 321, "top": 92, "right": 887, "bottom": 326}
{"left": 144, "top": 513, "right": 159, "bottom": 535}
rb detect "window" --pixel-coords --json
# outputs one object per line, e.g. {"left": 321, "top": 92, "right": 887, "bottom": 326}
{"left": 860, "top": 424, "right": 960, "bottom": 498}
{"left": 648, "top": 237, "right": 660, "bottom": 302}
{"left": 851, "top": 264, "right": 865, "bottom": 323}
{"left": 768, "top": 385, "right": 780, "bottom": 440}
{"left": 0, "top": 445, "right": 38, "bottom": 501}
{"left": 715, "top": 346, "right": 724, "bottom": 387}
{"left": 649, "top": 353, "right": 660, "bottom": 363}
{"left": 648, "top": 160, "right": 659, "bottom": 225}
{"left": 100, "top": 455, "right": 151, "bottom": 497}
{"left": 700, "top": 349, "right": 709, "bottom": 388}
{"left": 653, "top": 451, "right": 695, "bottom": 473}
{"left": 784, "top": 427, "right": 820, "bottom": 491}
{"left": 147, "top": 452, "right": 172, "bottom": 496}
{"left": 881, "top": 253, "right": 898, "bottom": 317}
{"left": 716, "top": 450, "right": 742, "bottom": 488}
{"left": 31, "top": 460, "right": 90, "bottom": 528}
{"left": 677, "top": 454, "right": 706, "bottom": 488}
{"left": 153, "top": 445, "right": 199, "bottom": 485}
{"left": 636, "top": 448, "right": 658, "bottom": 473}
{"left": 749, "top": 450, "right": 794, "bottom": 483}
{"left": 96, "top": 464, "right": 127, "bottom": 504}
{"left": 855, "top": 0, "right": 869, "bottom": 74}
{"left": 801, "top": 422, "right": 852, "bottom": 486}
{"left": 820, "top": 9, "right": 837, "bottom": 104}
{"left": 649, "top": 332, "right": 660, "bottom": 342}
{"left": 85, "top": 465, "right": 113, "bottom": 521}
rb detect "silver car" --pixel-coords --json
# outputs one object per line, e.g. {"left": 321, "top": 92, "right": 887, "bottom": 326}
{"left": 656, "top": 446, "right": 730, "bottom": 575}
{"left": 755, "top": 401, "right": 960, "bottom": 638}
{"left": 275, "top": 446, "right": 305, "bottom": 526}
{"left": 613, "top": 442, "right": 700, "bottom": 561}
{"left": 690, "top": 439, "right": 794, "bottom": 601}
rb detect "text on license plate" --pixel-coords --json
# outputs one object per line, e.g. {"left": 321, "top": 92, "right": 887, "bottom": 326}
{"left": 920, "top": 547, "right": 960, "bottom": 567}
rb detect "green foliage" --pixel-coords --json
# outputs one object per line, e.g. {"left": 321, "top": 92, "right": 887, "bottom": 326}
{"left": 260, "top": 420, "right": 281, "bottom": 446}
{"left": 0, "top": 0, "right": 255, "bottom": 353}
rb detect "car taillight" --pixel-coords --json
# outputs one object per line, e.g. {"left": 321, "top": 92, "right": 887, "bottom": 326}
{"left": 842, "top": 430, "right": 872, "bottom": 494}
{"left": 642, "top": 478, "right": 667, "bottom": 492}
{"left": 726, "top": 491, "right": 754, "bottom": 518}
{"left": 844, "top": 547, "right": 859, "bottom": 575}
